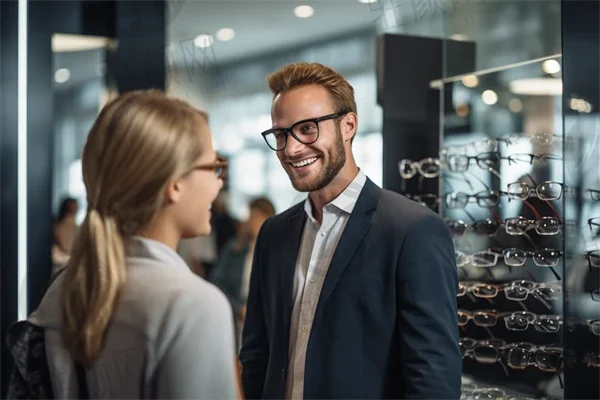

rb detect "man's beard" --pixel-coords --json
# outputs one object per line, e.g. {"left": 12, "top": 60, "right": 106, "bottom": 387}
{"left": 287, "top": 125, "right": 346, "bottom": 192}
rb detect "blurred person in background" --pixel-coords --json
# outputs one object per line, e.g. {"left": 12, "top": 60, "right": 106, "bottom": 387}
{"left": 7, "top": 90, "right": 241, "bottom": 399}
{"left": 51, "top": 197, "right": 79, "bottom": 272}
{"left": 177, "top": 190, "right": 238, "bottom": 279}
{"left": 240, "top": 62, "right": 460, "bottom": 399}
{"left": 212, "top": 196, "right": 276, "bottom": 345}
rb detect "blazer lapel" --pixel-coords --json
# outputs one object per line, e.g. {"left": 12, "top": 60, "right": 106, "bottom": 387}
{"left": 314, "top": 179, "right": 380, "bottom": 320}
{"left": 280, "top": 203, "right": 307, "bottom": 338}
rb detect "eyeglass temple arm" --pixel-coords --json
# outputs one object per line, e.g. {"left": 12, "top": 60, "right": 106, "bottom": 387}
{"left": 520, "top": 199, "right": 542, "bottom": 219}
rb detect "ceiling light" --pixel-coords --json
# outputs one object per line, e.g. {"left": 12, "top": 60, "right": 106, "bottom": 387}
{"left": 294, "top": 5, "right": 314, "bottom": 18}
{"left": 461, "top": 74, "right": 479, "bottom": 88}
{"left": 481, "top": 90, "right": 498, "bottom": 105}
{"left": 509, "top": 78, "right": 562, "bottom": 96}
{"left": 216, "top": 28, "right": 235, "bottom": 42}
{"left": 450, "top": 34, "right": 469, "bottom": 41}
{"left": 358, "top": 0, "right": 377, "bottom": 3}
{"left": 542, "top": 59, "right": 561, "bottom": 74}
{"left": 54, "top": 68, "right": 70, "bottom": 83}
{"left": 508, "top": 98, "right": 523, "bottom": 113}
{"left": 194, "top": 34, "right": 214, "bottom": 48}
{"left": 52, "top": 33, "right": 114, "bottom": 53}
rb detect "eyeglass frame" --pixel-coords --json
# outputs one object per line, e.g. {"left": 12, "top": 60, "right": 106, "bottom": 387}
{"left": 194, "top": 156, "right": 228, "bottom": 179}
{"left": 458, "top": 309, "right": 500, "bottom": 327}
{"left": 260, "top": 111, "right": 349, "bottom": 151}
{"left": 502, "top": 248, "right": 563, "bottom": 267}
{"left": 505, "top": 216, "right": 563, "bottom": 236}
{"left": 506, "top": 180, "right": 565, "bottom": 201}
{"left": 588, "top": 189, "right": 600, "bottom": 201}
{"left": 501, "top": 311, "right": 563, "bottom": 333}
{"left": 398, "top": 158, "right": 442, "bottom": 179}
{"left": 504, "top": 343, "right": 563, "bottom": 372}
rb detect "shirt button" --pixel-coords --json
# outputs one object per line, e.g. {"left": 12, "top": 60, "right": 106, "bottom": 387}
{"left": 301, "top": 325, "right": 308, "bottom": 332}
{"left": 320, "top": 231, "right": 326, "bottom": 237}
{"left": 309, "top": 277, "right": 316, "bottom": 283}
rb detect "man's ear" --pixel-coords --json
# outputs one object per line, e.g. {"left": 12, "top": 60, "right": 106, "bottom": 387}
{"left": 341, "top": 112, "right": 358, "bottom": 142}
{"left": 165, "top": 178, "right": 184, "bottom": 204}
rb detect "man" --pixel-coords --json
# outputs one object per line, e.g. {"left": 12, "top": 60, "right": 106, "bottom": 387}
{"left": 240, "top": 62, "right": 461, "bottom": 399}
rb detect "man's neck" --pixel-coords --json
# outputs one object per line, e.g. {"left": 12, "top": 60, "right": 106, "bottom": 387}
{"left": 309, "top": 165, "right": 359, "bottom": 224}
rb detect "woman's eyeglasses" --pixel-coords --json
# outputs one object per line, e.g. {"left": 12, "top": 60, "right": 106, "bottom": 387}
{"left": 195, "top": 157, "right": 228, "bottom": 179}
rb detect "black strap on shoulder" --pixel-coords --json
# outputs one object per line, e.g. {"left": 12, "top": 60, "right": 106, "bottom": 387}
{"left": 74, "top": 362, "right": 89, "bottom": 399}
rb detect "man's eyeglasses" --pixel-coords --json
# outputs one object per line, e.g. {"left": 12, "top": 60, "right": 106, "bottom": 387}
{"left": 195, "top": 156, "right": 228, "bottom": 179}
{"left": 260, "top": 111, "right": 348, "bottom": 151}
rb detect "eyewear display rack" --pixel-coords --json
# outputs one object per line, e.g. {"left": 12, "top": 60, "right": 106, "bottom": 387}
{"left": 400, "top": 53, "right": 600, "bottom": 400}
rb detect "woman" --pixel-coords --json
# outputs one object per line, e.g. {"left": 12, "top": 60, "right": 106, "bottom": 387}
{"left": 8, "top": 90, "right": 240, "bottom": 399}
{"left": 211, "top": 197, "right": 275, "bottom": 345}
{"left": 51, "top": 197, "right": 79, "bottom": 272}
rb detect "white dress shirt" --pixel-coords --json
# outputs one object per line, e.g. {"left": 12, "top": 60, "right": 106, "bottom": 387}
{"left": 285, "top": 169, "right": 367, "bottom": 400}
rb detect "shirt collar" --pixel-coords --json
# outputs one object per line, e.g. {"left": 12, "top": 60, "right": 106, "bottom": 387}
{"left": 303, "top": 169, "right": 367, "bottom": 222}
{"left": 126, "top": 236, "right": 190, "bottom": 271}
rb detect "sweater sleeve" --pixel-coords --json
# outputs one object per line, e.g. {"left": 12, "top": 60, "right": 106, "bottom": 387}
{"left": 154, "top": 286, "right": 237, "bottom": 399}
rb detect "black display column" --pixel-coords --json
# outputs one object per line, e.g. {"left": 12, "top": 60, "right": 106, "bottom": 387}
{"left": 376, "top": 34, "right": 475, "bottom": 200}
{"left": 0, "top": 1, "right": 21, "bottom": 396}
{"left": 562, "top": 0, "right": 600, "bottom": 399}
{"left": 0, "top": 0, "right": 55, "bottom": 394}
{"left": 112, "top": 0, "right": 166, "bottom": 92}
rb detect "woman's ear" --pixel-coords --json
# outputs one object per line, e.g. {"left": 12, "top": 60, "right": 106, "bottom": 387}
{"left": 165, "top": 178, "right": 184, "bottom": 204}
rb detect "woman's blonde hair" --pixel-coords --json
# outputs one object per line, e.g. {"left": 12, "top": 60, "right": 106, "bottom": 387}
{"left": 60, "top": 89, "right": 209, "bottom": 366}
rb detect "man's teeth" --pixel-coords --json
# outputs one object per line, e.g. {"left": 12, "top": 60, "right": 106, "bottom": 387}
{"left": 292, "top": 157, "right": 318, "bottom": 168}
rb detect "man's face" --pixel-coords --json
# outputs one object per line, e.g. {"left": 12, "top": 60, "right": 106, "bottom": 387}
{"left": 271, "top": 85, "right": 346, "bottom": 192}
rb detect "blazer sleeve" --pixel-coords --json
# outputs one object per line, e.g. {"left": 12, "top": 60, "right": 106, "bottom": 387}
{"left": 239, "top": 220, "right": 270, "bottom": 399}
{"left": 212, "top": 240, "right": 244, "bottom": 313}
{"left": 154, "top": 289, "right": 237, "bottom": 400}
{"left": 395, "top": 214, "right": 462, "bottom": 399}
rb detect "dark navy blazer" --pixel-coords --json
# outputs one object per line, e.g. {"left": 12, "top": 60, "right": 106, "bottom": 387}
{"left": 240, "top": 178, "right": 461, "bottom": 399}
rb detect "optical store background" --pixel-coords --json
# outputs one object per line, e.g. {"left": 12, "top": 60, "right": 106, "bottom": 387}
{"left": 1, "top": 0, "right": 599, "bottom": 399}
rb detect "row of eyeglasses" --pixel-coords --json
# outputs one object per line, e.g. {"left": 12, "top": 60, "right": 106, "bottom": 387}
{"left": 455, "top": 248, "right": 567, "bottom": 268}
{"left": 458, "top": 280, "right": 560, "bottom": 310}
{"left": 441, "top": 133, "right": 561, "bottom": 159}
{"left": 447, "top": 216, "right": 563, "bottom": 236}
{"left": 461, "top": 384, "right": 561, "bottom": 400}
{"left": 456, "top": 248, "right": 600, "bottom": 270}
{"left": 459, "top": 338, "right": 563, "bottom": 372}
{"left": 458, "top": 310, "right": 566, "bottom": 333}
{"left": 399, "top": 152, "right": 563, "bottom": 179}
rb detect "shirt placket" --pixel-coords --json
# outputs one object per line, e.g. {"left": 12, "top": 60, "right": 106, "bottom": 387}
{"left": 291, "top": 213, "right": 334, "bottom": 397}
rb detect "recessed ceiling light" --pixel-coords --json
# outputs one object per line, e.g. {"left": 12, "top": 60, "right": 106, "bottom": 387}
{"left": 358, "top": 0, "right": 377, "bottom": 3}
{"left": 194, "top": 34, "right": 214, "bottom": 48}
{"left": 294, "top": 5, "right": 314, "bottom": 18}
{"left": 542, "top": 59, "right": 561, "bottom": 74}
{"left": 461, "top": 74, "right": 479, "bottom": 88}
{"left": 54, "top": 68, "right": 70, "bottom": 83}
{"left": 509, "top": 78, "right": 562, "bottom": 96}
{"left": 450, "top": 34, "right": 469, "bottom": 41}
{"left": 481, "top": 90, "right": 498, "bottom": 105}
{"left": 508, "top": 98, "right": 523, "bottom": 113}
{"left": 216, "top": 28, "right": 235, "bottom": 42}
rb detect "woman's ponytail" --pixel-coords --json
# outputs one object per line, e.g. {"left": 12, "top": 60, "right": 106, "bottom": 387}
{"left": 60, "top": 209, "right": 126, "bottom": 366}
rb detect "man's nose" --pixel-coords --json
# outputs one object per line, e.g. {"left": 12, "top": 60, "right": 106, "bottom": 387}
{"left": 284, "top": 132, "right": 305, "bottom": 156}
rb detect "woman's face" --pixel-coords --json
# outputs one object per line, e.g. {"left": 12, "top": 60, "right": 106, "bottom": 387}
{"left": 171, "top": 123, "right": 223, "bottom": 238}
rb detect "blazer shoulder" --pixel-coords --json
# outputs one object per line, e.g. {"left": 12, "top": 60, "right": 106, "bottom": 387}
{"left": 377, "top": 189, "right": 445, "bottom": 228}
